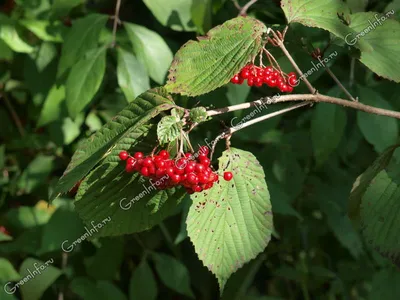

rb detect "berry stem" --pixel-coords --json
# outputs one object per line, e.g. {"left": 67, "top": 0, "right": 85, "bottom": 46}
{"left": 324, "top": 65, "right": 357, "bottom": 102}
{"left": 270, "top": 29, "right": 317, "bottom": 94}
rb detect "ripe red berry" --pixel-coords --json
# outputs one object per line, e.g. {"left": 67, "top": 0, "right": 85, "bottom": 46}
{"left": 241, "top": 69, "right": 250, "bottom": 79}
{"left": 198, "top": 173, "right": 209, "bottom": 184}
{"left": 185, "top": 164, "right": 195, "bottom": 173}
{"left": 195, "top": 163, "right": 205, "bottom": 173}
{"left": 159, "top": 150, "right": 169, "bottom": 159}
{"left": 200, "top": 158, "right": 210, "bottom": 166}
{"left": 171, "top": 174, "right": 181, "bottom": 183}
{"left": 264, "top": 66, "right": 273, "bottom": 74}
{"left": 155, "top": 160, "right": 166, "bottom": 169}
{"left": 223, "top": 171, "right": 233, "bottom": 181}
{"left": 185, "top": 152, "right": 193, "bottom": 160}
{"left": 140, "top": 167, "right": 149, "bottom": 177}
{"left": 134, "top": 152, "right": 144, "bottom": 159}
{"left": 187, "top": 173, "right": 199, "bottom": 185}
{"left": 156, "top": 169, "right": 165, "bottom": 177}
{"left": 288, "top": 75, "right": 297, "bottom": 87}
{"left": 166, "top": 167, "right": 175, "bottom": 177}
{"left": 142, "top": 157, "right": 153, "bottom": 167}
{"left": 247, "top": 77, "right": 254, "bottom": 86}
{"left": 199, "top": 146, "right": 209, "bottom": 155}
{"left": 254, "top": 77, "right": 263, "bottom": 87}
{"left": 230, "top": 74, "right": 240, "bottom": 84}
{"left": 119, "top": 151, "right": 129, "bottom": 160}
{"left": 193, "top": 185, "right": 203, "bottom": 192}
{"left": 125, "top": 163, "right": 135, "bottom": 173}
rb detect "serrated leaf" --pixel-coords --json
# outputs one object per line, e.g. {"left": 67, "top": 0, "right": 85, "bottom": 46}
{"left": 117, "top": 48, "right": 150, "bottom": 102}
{"left": 157, "top": 115, "right": 182, "bottom": 144}
{"left": 189, "top": 107, "right": 207, "bottom": 123}
{"left": 151, "top": 253, "right": 194, "bottom": 298}
{"left": 57, "top": 14, "right": 108, "bottom": 77}
{"left": 281, "top": 0, "right": 371, "bottom": 52}
{"left": 348, "top": 12, "right": 400, "bottom": 82}
{"left": 349, "top": 144, "right": 400, "bottom": 222}
{"left": 66, "top": 47, "right": 107, "bottom": 118}
{"left": 17, "top": 155, "right": 54, "bottom": 194}
{"left": 124, "top": 23, "right": 173, "bottom": 84}
{"left": 186, "top": 148, "right": 273, "bottom": 292}
{"left": 0, "top": 14, "right": 35, "bottom": 53}
{"left": 129, "top": 259, "right": 158, "bottom": 300}
{"left": 51, "top": 88, "right": 174, "bottom": 201}
{"left": 75, "top": 162, "right": 185, "bottom": 237}
{"left": 360, "top": 170, "right": 400, "bottom": 266}
{"left": 171, "top": 107, "right": 184, "bottom": 119}
{"left": 74, "top": 124, "right": 186, "bottom": 236}
{"left": 357, "top": 87, "right": 398, "bottom": 153}
{"left": 165, "top": 16, "right": 267, "bottom": 96}
{"left": 143, "top": 0, "right": 196, "bottom": 32}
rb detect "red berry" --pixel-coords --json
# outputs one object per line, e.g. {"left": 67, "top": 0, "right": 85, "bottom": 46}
{"left": 199, "top": 146, "right": 209, "bottom": 155}
{"left": 185, "top": 164, "right": 195, "bottom": 173}
{"left": 264, "top": 66, "right": 273, "bottom": 74}
{"left": 193, "top": 185, "right": 202, "bottom": 193}
{"left": 140, "top": 167, "right": 149, "bottom": 177}
{"left": 171, "top": 174, "right": 181, "bottom": 183}
{"left": 174, "top": 166, "right": 185, "bottom": 175}
{"left": 166, "top": 167, "right": 175, "bottom": 177}
{"left": 155, "top": 160, "right": 166, "bottom": 169}
{"left": 230, "top": 74, "right": 240, "bottom": 84}
{"left": 156, "top": 168, "right": 165, "bottom": 177}
{"left": 187, "top": 173, "right": 199, "bottom": 185}
{"left": 195, "top": 164, "right": 205, "bottom": 173}
{"left": 119, "top": 151, "right": 129, "bottom": 160}
{"left": 159, "top": 150, "right": 169, "bottom": 159}
{"left": 134, "top": 152, "right": 144, "bottom": 159}
{"left": 126, "top": 157, "right": 135, "bottom": 165}
{"left": 241, "top": 69, "right": 250, "bottom": 79}
{"left": 200, "top": 158, "right": 210, "bottom": 166}
{"left": 247, "top": 77, "right": 254, "bottom": 86}
{"left": 185, "top": 152, "right": 193, "bottom": 160}
{"left": 223, "top": 171, "right": 233, "bottom": 181}
{"left": 125, "top": 163, "right": 135, "bottom": 173}
{"left": 288, "top": 76, "right": 297, "bottom": 87}
{"left": 143, "top": 157, "right": 153, "bottom": 167}
{"left": 254, "top": 77, "right": 263, "bottom": 87}
{"left": 148, "top": 165, "right": 156, "bottom": 175}
{"left": 198, "top": 173, "right": 209, "bottom": 184}
{"left": 256, "top": 68, "right": 265, "bottom": 77}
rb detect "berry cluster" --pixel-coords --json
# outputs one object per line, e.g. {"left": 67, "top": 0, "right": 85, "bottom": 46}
{"left": 119, "top": 147, "right": 234, "bottom": 194}
{"left": 230, "top": 64, "right": 297, "bottom": 93}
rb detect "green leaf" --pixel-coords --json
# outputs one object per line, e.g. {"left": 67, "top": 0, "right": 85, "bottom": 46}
{"left": 51, "top": 0, "right": 83, "bottom": 18}
{"left": 57, "top": 14, "right": 108, "bottom": 77}
{"left": 6, "top": 204, "right": 53, "bottom": 230}
{"left": 226, "top": 83, "right": 251, "bottom": 106}
{"left": 357, "top": 87, "right": 398, "bottom": 153}
{"left": 157, "top": 115, "right": 182, "bottom": 145}
{"left": 151, "top": 253, "right": 194, "bottom": 298}
{"left": 165, "top": 16, "right": 266, "bottom": 96}
{"left": 125, "top": 23, "right": 173, "bottom": 84}
{"left": 0, "top": 14, "right": 35, "bottom": 53}
{"left": 281, "top": 0, "right": 371, "bottom": 52}
{"left": 129, "top": 259, "right": 158, "bottom": 300}
{"left": 142, "top": 0, "right": 196, "bottom": 31}
{"left": 191, "top": 0, "right": 212, "bottom": 34}
{"left": 186, "top": 148, "right": 273, "bottom": 292}
{"left": 86, "top": 112, "right": 103, "bottom": 132}
{"left": 0, "top": 231, "right": 12, "bottom": 242}
{"left": 117, "top": 48, "right": 150, "bottom": 102}
{"left": 17, "top": 155, "right": 54, "bottom": 194}
{"left": 0, "top": 38, "right": 13, "bottom": 60}
{"left": 189, "top": 107, "right": 207, "bottom": 123}
{"left": 360, "top": 170, "right": 400, "bottom": 266}
{"left": 0, "top": 258, "right": 20, "bottom": 282}
{"left": 51, "top": 87, "right": 174, "bottom": 200}
{"left": 311, "top": 103, "right": 347, "bottom": 165}
{"left": 368, "top": 268, "right": 400, "bottom": 299}
{"left": 348, "top": 12, "right": 400, "bottom": 82}
{"left": 19, "top": 19, "right": 64, "bottom": 42}
{"left": 86, "top": 238, "right": 124, "bottom": 280}
{"left": 70, "top": 278, "right": 127, "bottom": 300}
{"left": 39, "top": 205, "right": 85, "bottom": 254}
{"left": 349, "top": 145, "right": 400, "bottom": 222}
{"left": 66, "top": 47, "right": 107, "bottom": 118}
{"left": 346, "top": 0, "right": 368, "bottom": 13}
{"left": 37, "top": 84, "right": 66, "bottom": 127}
{"left": 19, "top": 258, "right": 62, "bottom": 300}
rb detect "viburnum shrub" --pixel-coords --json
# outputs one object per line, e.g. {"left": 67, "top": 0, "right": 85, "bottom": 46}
{"left": 51, "top": 8, "right": 400, "bottom": 295}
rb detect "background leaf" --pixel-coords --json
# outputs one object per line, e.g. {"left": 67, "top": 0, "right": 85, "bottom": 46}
{"left": 129, "top": 259, "right": 158, "bottom": 300}
{"left": 125, "top": 23, "right": 173, "bottom": 84}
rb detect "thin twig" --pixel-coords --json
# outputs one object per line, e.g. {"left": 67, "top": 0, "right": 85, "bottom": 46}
{"left": 111, "top": 0, "right": 122, "bottom": 47}
{"left": 232, "top": 0, "right": 241, "bottom": 10}
{"left": 206, "top": 93, "right": 400, "bottom": 120}
{"left": 0, "top": 93, "right": 25, "bottom": 136}
{"left": 239, "top": 0, "right": 258, "bottom": 15}
{"left": 270, "top": 29, "right": 317, "bottom": 94}
{"left": 324, "top": 65, "right": 357, "bottom": 101}
{"left": 349, "top": 58, "right": 355, "bottom": 88}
